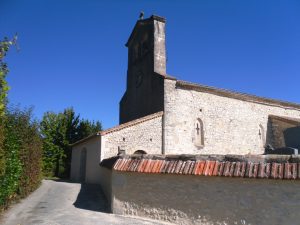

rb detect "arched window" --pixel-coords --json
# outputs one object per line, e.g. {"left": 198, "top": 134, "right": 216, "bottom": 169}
{"left": 259, "top": 124, "right": 266, "bottom": 148}
{"left": 134, "top": 150, "right": 147, "bottom": 155}
{"left": 194, "top": 119, "right": 204, "bottom": 147}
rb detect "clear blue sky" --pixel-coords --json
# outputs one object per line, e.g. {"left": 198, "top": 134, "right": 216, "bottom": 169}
{"left": 1, "top": 0, "right": 300, "bottom": 129}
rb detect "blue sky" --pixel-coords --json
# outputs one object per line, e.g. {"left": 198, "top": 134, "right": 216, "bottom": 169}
{"left": 1, "top": 0, "right": 300, "bottom": 129}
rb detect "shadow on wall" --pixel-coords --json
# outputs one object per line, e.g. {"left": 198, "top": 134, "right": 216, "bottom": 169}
{"left": 266, "top": 117, "right": 273, "bottom": 150}
{"left": 266, "top": 116, "right": 300, "bottom": 153}
{"left": 73, "top": 183, "right": 110, "bottom": 213}
{"left": 284, "top": 126, "right": 300, "bottom": 150}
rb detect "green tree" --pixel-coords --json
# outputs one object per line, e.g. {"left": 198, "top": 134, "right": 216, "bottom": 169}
{"left": 40, "top": 112, "right": 62, "bottom": 177}
{"left": 77, "top": 119, "right": 102, "bottom": 140}
{"left": 40, "top": 107, "right": 101, "bottom": 177}
{"left": 0, "top": 36, "right": 43, "bottom": 210}
{"left": 0, "top": 36, "right": 17, "bottom": 177}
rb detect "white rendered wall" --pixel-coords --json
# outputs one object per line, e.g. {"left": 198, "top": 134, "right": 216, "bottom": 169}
{"left": 163, "top": 79, "right": 300, "bottom": 155}
{"left": 70, "top": 136, "right": 102, "bottom": 184}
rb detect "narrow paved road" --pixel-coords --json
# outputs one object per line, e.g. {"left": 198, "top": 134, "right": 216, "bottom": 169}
{"left": 1, "top": 180, "right": 169, "bottom": 225}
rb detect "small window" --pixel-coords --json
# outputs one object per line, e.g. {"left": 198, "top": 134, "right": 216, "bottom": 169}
{"left": 259, "top": 124, "right": 265, "bottom": 148}
{"left": 194, "top": 119, "right": 204, "bottom": 147}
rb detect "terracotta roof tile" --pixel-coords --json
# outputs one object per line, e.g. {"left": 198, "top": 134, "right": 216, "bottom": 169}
{"left": 230, "top": 162, "right": 236, "bottom": 176}
{"left": 133, "top": 160, "right": 141, "bottom": 172}
{"left": 249, "top": 163, "right": 259, "bottom": 178}
{"left": 258, "top": 163, "right": 271, "bottom": 178}
{"left": 159, "top": 161, "right": 167, "bottom": 173}
{"left": 113, "top": 159, "right": 122, "bottom": 170}
{"left": 278, "top": 163, "right": 284, "bottom": 179}
{"left": 156, "top": 160, "right": 164, "bottom": 173}
{"left": 141, "top": 159, "right": 149, "bottom": 173}
{"left": 171, "top": 161, "right": 178, "bottom": 173}
{"left": 218, "top": 162, "right": 225, "bottom": 176}
{"left": 127, "top": 160, "right": 134, "bottom": 171}
{"left": 284, "top": 163, "right": 297, "bottom": 179}
{"left": 188, "top": 161, "right": 195, "bottom": 175}
{"left": 212, "top": 161, "right": 221, "bottom": 176}
{"left": 146, "top": 159, "right": 154, "bottom": 173}
{"left": 137, "top": 159, "right": 145, "bottom": 172}
{"left": 175, "top": 160, "right": 183, "bottom": 174}
{"left": 271, "top": 163, "right": 284, "bottom": 179}
{"left": 234, "top": 162, "right": 246, "bottom": 177}
{"left": 132, "top": 159, "right": 139, "bottom": 172}
{"left": 179, "top": 161, "right": 187, "bottom": 174}
{"left": 204, "top": 161, "right": 216, "bottom": 176}
{"left": 223, "top": 162, "right": 232, "bottom": 177}
{"left": 167, "top": 161, "right": 175, "bottom": 174}
{"left": 183, "top": 161, "right": 190, "bottom": 175}
{"left": 162, "top": 161, "right": 170, "bottom": 173}
{"left": 199, "top": 161, "right": 206, "bottom": 175}
{"left": 123, "top": 159, "right": 131, "bottom": 171}
{"left": 118, "top": 159, "right": 127, "bottom": 171}
{"left": 111, "top": 157, "right": 300, "bottom": 180}
{"left": 151, "top": 160, "right": 159, "bottom": 173}
{"left": 149, "top": 160, "right": 156, "bottom": 173}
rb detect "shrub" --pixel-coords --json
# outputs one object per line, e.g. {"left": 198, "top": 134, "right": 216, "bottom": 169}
{"left": 0, "top": 106, "right": 42, "bottom": 210}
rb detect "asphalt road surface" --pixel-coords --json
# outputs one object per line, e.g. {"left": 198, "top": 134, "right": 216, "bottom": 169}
{"left": 1, "top": 179, "right": 169, "bottom": 225}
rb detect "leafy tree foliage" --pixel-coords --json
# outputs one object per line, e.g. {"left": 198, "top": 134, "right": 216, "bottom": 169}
{"left": 77, "top": 119, "right": 102, "bottom": 140}
{"left": 41, "top": 108, "right": 101, "bottom": 177}
{"left": 0, "top": 36, "right": 16, "bottom": 177}
{"left": 0, "top": 106, "right": 42, "bottom": 207}
{"left": 0, "top": 36, "right": 43, "bottom": 211}
{"left": 0, "top": 35, "right": 101, "bottom": 212}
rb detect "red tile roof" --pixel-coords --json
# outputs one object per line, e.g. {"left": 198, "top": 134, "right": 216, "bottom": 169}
{"left": 113, "top": 158, "right": 300, "bottom": 180}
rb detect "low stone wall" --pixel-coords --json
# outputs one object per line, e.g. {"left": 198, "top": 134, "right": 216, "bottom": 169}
{"left": 111, "top": 171, "right": 300, "bottom": 225}
{"left": 104, "top": 154, "right": 300, "bottom": 224}
{"left": 99, "top": 167, "right": 112, "bottom": 207}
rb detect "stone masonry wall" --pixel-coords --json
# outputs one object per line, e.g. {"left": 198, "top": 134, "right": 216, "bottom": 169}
{"left": 164, "top": 79, "right": 300, "bottom": 155}
{"left": 101, "top": 113, "right": 162, "bottom": 159}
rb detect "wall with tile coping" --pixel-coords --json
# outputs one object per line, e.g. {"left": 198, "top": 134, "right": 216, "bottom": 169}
{"left": 101, "top": 114, "right": 163, "bottom": 159}
{"left": 111, "top": 170, "right": 300, "bottom": 225}
{"left": 163, "top": 79, "right": 300, "bottom": 156}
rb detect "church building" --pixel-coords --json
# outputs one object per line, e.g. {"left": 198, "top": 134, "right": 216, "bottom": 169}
{"left": 70, "top": 15, "right": 300, "bottom": 184}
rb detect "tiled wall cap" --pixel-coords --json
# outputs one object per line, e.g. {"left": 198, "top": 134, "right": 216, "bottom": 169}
{"left": 112, "top": 158, "right": 300, "bottom": 180}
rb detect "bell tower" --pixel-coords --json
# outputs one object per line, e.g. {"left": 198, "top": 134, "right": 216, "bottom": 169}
{"left": 119, "top": 15, "right": 166, "bottom": 124}
{"left": 126, "top": 15, "right": 166, "bottom": 75}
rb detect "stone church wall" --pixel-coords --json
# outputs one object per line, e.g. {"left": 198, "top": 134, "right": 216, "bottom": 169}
{"left": 164, "top": 79, "right": 300, "bottom": 155}
{"left": 101, "top": 112, "right": 163, "bottom": 159}
{"left": 111, "top": 171, "right": 300, "bottom": 225}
